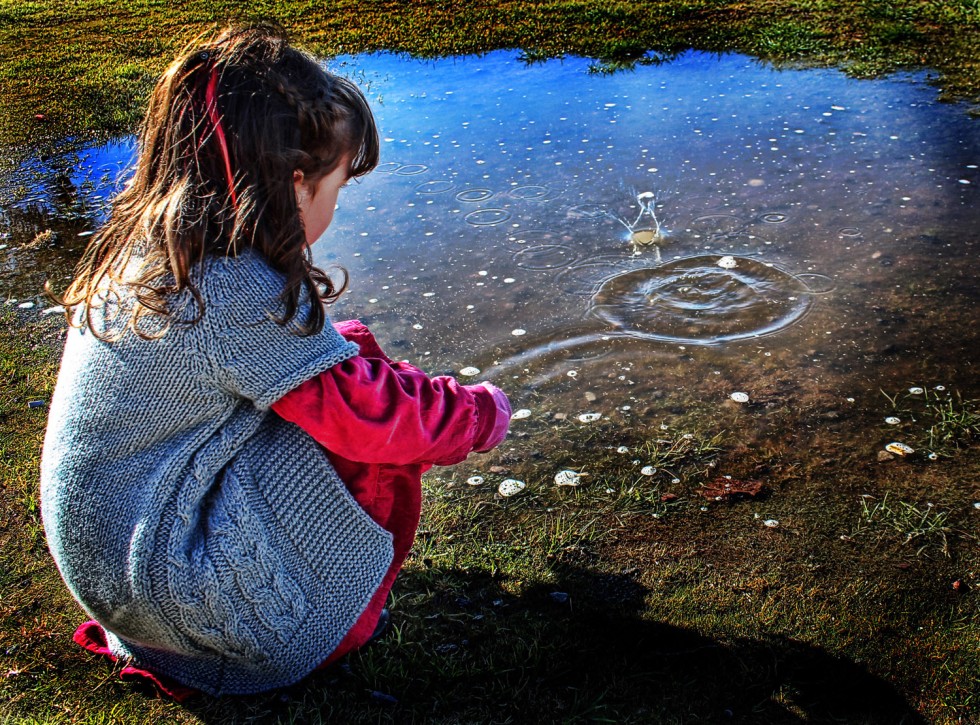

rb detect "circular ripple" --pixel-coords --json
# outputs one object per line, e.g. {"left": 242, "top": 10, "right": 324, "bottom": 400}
{"left": 456, "top": 188, "right": 495, "bottom": 203}
{"left": 556, "top": 255, "right": 639, "bottom": 296}
{"left": 761, "top": 212, "right": 788, "bottom": 224}
{"left": 796, "top": 273, "right": 836, "bottom": 294}
{"left": 508, "top": 185, "right": 550, "bottom": 200}
{"left": 690, "top": 214, "right": 744, "bottom": 235}
{"left": 566, "top": 203, "right": 608, "bottom": 220}
{"left": 837, "top": 227, "right": 862, "bottom": 237}
{"left": 396, "top": 164, "right": 429, "bottom": 175}
{"left": 590, "top": 255, "right": 812, "bottom": 344}
{"left": 513, "top": 244, "right": 580, "bottom": 270}
{"left": 375, "top": 162, "right": 402, "bottom": 173}
{"left": 464, "top": 208, "right": 512, "bottom": 226}
{"left": 415, "top": 180, "right": 456, "bottom": 194}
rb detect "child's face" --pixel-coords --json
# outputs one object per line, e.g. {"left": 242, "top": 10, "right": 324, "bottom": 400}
{"left": 295, "top": 157, "right": 351, "bottom": 246}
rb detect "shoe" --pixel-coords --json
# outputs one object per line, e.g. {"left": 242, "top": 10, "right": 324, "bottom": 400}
{"left": 368, "top": 608, "right": 390, "bottom": 644}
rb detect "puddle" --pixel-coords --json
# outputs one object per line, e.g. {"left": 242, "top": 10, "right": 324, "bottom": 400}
{"left": 2, "top": 50, "right": 978, "bottom": 450}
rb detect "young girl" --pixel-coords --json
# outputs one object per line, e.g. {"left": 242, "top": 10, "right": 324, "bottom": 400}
{"left": 40, "top": 24, "right": 510, "bottom": 698}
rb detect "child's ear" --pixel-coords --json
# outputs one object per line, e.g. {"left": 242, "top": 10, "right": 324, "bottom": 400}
{"left": 293, "top": 170, "right": 308, "bottom": 209}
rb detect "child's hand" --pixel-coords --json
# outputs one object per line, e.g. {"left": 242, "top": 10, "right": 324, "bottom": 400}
{"left": 333, "top": 319, "right": 392, "bottom": 362}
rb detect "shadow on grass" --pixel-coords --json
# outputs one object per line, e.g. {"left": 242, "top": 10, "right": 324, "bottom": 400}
{"left": 175, "top": 566, "right": 925, "bottom": 725}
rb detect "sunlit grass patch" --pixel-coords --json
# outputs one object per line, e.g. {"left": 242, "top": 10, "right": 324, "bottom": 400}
{"left": 880, "top": 385, "right": 980, "bottom": 459}
{"left": 852, "top": 493, "right": 953, "bottom": 556}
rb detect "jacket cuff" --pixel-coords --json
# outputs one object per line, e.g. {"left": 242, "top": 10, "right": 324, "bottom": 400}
{"left": 469, "top": 382, "right": 511, "bottom": 452}
{"left": 332, "top": 319, "right": 393, "bottom": 362}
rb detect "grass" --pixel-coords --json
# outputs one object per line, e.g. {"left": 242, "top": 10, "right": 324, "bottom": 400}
{"left": 1, "top": 306, "right": 977, "bottom": 722}
{"left": 1, "top": 2, "right": 979, "bottom": 721}
{"left": 1, "top": 1, "right": 980, "bottom": 152}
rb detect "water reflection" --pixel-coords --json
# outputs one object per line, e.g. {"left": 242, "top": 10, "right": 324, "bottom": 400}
{"left": 2, "top": 51, "right": 978, "bottom": 418}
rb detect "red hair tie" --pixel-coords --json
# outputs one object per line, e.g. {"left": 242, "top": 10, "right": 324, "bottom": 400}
{"left": 204, "top": 67, "right": 238, "bottom": 211}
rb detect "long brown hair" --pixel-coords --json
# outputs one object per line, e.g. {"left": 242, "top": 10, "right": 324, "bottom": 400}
{"left": 49, "top": 23, "right": 379, "bottom": 337}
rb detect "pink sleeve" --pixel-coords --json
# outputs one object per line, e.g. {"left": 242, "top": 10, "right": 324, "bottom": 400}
{"left": 271, "top": 321, "right": 511, "bottom": 466}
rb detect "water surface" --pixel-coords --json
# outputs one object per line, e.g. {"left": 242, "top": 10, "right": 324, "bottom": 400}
{"left": 3, "top": 51, "right": 978, "bottom": 448}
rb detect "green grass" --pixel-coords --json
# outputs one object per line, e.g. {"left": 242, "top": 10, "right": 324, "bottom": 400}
{"left": 1, "top": 1, "right": 980, "bottom": 152}
{"left": 2, "top": 3, "right": 980, "bottom": 721}
{"left": 2, "top": 310, "right": 977, "bottom": 722}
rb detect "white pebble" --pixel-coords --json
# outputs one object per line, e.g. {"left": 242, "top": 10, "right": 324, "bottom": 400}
{"left": 554, "top": 470, "right": 586, "bottom": 487}
{"left": 908, "top": 387, "right": 924, "bottom": 395}
{"left": 730, "top": 392, "right": 750, "bottom": 403}
{"left": 17, "top": 301, "right": 35, "bottom": 309}
{"left": 511, "top": 328, "right": 527, "bottom": 336}
{"left": 459, "top": 366, "right": 481, "bottom": 377}
{"left": 413, "top": 323, "right": 423, "bottom": 330}
{"left": 511, "top": 408, "right": 532, "bottom": 420}
{"left": 717, "top": 255, "right": 738, "bottom": 269}
{"left": 885, "top": 416, "right": 901, "bottom": 425}
{"left": 466, "top": 476, "right": 485, "bottom": 486}
{"left": 577, "top": 413, "right": 602, "bottom": 423}
{"left": 640, "top": 466, "right": 657, "bottom": 476}
{"left": 763, "top": 519, "right": 780, "bottom": 528}
{"left": 498, "top": 479, "right": 526, "bottom": 497}
{"left": 617, "top": 446, "right": 629, "bottom": 454}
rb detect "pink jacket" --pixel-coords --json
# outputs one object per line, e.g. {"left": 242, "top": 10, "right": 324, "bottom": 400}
{"left": 272, "top": 319, "right": 510, "bottom": 663}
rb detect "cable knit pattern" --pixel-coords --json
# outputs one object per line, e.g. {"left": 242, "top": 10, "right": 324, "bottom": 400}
{"left": 40, "top": 249, "right": 394, "bottom": 695}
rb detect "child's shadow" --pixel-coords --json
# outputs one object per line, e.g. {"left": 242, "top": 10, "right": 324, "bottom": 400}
{"left": 188, "top": 565, "right": 925, "bottom": 724}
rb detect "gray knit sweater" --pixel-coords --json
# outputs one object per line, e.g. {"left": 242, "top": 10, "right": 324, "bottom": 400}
{"left": 40, "top": 250, "right": 394, "bottom": 695}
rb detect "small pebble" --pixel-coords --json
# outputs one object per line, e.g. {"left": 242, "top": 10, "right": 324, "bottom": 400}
{"left": 17, "top": 302, "right": 35, "bottom": 309}
{"left": 763, "top": 519, "right": 780, "bottom": 528}
{"left": 549, "top": 591, "right": 570, "bottom": 604}
{"left": 885, "top": 441, "right": 914, "bottom": 456}
{"left": 730, "top": 392, "right": 749, "bottom": 403}
{"left": 885, "top": 416, "right": 901, "bottom": 425}
{"left": 511, "top": 328, "right": 526, "bottom": 336}
{"left": 616, "top": 446, "right": 629, "bottom": 453}
{"left": 497, "top": 479, "right": 526, "bottom": 497}
{"left": 577, "top": 412, "right": 602, "bottom": 423}
{"left": 28, "top": 400, "right": 46, "bottom": 409}
{"left": 466, "top": 476, "right": 484, "bottom": 486}
{"left": 554, "top": 469, "right": 586, "bottom": 487}
{"left": 511, "top": 408, "right": 532, "bottom": 420}
{"left": 908, "top": 387, "right": 924, "bottom": 395}
{"left": 640, "top": 466, "right": 656, "bottom": 476}
{"left": 717, "top": 255, "right": 738, "bottom": 269}
{"left": 459, "top": 366, "right": 481, "bottom": 377}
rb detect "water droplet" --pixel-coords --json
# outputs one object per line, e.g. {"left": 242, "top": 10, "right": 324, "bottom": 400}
{"left": 498, "top": 479, "right": 526, "bottom": 497}
{"left": 730, "top": 392, "right": 750, "bottom": 403}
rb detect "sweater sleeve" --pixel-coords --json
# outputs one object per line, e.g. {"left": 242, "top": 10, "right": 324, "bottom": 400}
{"left": 271, "top": 321, "right": 511, "bottom": 466}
